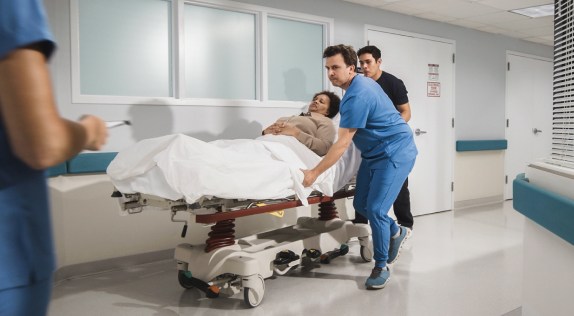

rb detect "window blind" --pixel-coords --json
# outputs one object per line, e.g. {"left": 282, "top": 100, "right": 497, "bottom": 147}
{"left": 551, "top": 0, "right": 574, "bottom": 168}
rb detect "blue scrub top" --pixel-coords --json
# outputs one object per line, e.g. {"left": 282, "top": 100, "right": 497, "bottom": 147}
{"left": 339, "top": 75, "right": 417, "bottom": 167}
{"left": 0, "top": 0, "right": 56, "bottom": 290}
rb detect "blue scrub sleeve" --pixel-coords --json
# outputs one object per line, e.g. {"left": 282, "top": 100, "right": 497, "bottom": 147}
{"left": 0, "top": 0, "right": 55, "bottom": 60}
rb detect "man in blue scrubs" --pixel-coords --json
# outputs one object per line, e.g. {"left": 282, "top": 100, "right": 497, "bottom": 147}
{"left": 302, "top": 44, "right": 417, "bottom": 289}
{"left": 0, "top": 1, "right": 108, "bottom": 314}
{"left": 356, "top": 45, "right": 414, "bottom": 233}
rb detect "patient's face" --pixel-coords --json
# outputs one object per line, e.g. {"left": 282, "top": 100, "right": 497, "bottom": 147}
{"left": 308, "top": 94, "right": 330, "bottom": 116}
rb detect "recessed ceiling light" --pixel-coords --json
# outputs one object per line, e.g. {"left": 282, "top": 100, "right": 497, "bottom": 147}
{"left": 510, "top": 4, "right": 554, "bottom": 18}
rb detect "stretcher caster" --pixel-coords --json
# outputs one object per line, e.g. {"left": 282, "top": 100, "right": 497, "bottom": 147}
{"left": 303, "top": 248, "right": 321, "bottom": 261}
{"left": 243, "top": 274, "right": 265, "bottom": 308}
{"left": 320, "top": 244, "right": 349, "bottom": 264}
{"left": 273, "top": 250, "right": 302, "bottom": 275}
{"left": 273, "top": 250, "right": 300, "bottom": 265}
{"left": 177, "top": 271, "right": 220, "bottom": 298}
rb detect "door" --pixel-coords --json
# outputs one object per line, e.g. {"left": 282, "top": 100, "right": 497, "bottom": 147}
{"left": 505, "top": 52, "right": 553, "bottom": 199}
{"left": 367, "top": 28, "right": 455, "bottom": 216}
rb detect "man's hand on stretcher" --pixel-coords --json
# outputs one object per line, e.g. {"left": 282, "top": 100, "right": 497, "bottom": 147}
{"left": 301, "top": 127, "right": 357, "bottom": 188}
{"left": 302, "top": 169, "right": 320, "bottom": 187}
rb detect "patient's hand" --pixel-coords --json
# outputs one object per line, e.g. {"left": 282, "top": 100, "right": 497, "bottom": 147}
{"left": 263, "top": 121, "right": 300, "bottom": 137}
{"left": 276, "top": 122, "right": 300, "bottom": 137}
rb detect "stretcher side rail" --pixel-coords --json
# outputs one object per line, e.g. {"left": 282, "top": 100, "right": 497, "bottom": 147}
{"left": 113, "top": 183, "right": 355, "bottom": 223}
{"left": 113, "top": 184, "right": 356, "bottom": 253}
{"left": 194, "top": 186, "right": 356, "bottom": 224}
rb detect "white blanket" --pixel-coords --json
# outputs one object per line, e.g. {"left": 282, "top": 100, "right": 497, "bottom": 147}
{"left": 107, "top": 134, "right": 361, "bottom": 206}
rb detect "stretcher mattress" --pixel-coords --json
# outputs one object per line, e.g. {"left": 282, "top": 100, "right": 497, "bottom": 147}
{"left": 107, "top": 134, "right": 361, "bottom": 206}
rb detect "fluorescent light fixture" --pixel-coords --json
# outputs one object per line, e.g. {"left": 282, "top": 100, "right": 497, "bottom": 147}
{"left": 510, "top": 4, "right": 554, "bottom": 18}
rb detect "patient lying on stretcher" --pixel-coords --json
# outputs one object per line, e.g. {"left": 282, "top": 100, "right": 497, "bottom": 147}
{"left": 107, "top": 91, "right": 358, "bottom": 205}
{"left": 262, "top": 91, "right": 340, "bottom": 156}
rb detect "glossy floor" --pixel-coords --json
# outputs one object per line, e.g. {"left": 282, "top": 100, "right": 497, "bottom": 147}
{"left": 49, "top": 201, "right": 525, "bottom": 316}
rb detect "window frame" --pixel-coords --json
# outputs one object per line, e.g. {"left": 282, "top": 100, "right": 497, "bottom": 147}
{"left": 70, "top": 0, "right": 334, "bottom": 108}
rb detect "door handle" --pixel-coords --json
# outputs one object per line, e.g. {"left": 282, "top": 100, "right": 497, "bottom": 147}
{"left": 415, "top": 128, "right": 427, "bottom": 136}
{"left": 532, "top": 128, "right": 542, "bottom": 135}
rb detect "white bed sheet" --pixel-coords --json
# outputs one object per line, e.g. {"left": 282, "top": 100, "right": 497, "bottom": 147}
{"left": 107, "top": 134, "right": 361, "bottom": 206}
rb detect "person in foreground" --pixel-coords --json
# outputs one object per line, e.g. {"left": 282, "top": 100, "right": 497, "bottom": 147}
{"left": 263, "top": 91, "right": 340, "bottom": 156}
{"left": 0, "top": 0, "right": 108, "bottom": 315}
{"left": 301, "top": 44, "right": 417, "bottom": 290}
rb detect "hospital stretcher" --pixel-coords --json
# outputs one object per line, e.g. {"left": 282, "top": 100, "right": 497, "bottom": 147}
{"left": 108, "top": 134, "right": 370, "bottom": 307}
{"left": 112, "top": 183, "right": 373, "bottom": 308}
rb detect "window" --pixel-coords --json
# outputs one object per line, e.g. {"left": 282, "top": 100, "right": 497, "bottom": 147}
{"left": 267, "top": 17, "right": 325, "bottom": 102}
{"left": 71, "top": 0, "right": 333, "bottom": 107}
{"left": 76, "top": 0, "right": 172, "bottom": 97}
{"left": 551, "top": 0, "right": 574, "bottom": 168}
{"left": 183, "top": 4, "right": 256, "bottom": 100}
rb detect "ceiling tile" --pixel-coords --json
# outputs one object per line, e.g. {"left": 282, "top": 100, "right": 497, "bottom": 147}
{"left": 379, "top": 3, "right": 427, "bottom": 15}
{"left": 414, "top": 11, "right": 458, "bottom": 22}
{"left": 428, "top": 2, "right": 500, "bottom": 19}
{"left": 475, "top": 25, "right": 507, "bottom": 34}
{"left": 498, "top": 28, "right": 530, "bottom": 38}
{"left": 448, "top": 18, "right": 488, "bottom": 29}
{"left": 492, "top": 17, "right": 554, "bottom": 31}
{"left": 478, "top": 0, "right": 554, "bottom": 11}
{"left": 343, "top": 0, "right": 387, "bottom": 7}
{"left": 341, "top": 0, "right": 553, "bottom": 47}
{"left": 466, "top": 11, "right": 530, "bottom": 24}
{"left": 387, "top": 0, "right": 458, "bottom": 12}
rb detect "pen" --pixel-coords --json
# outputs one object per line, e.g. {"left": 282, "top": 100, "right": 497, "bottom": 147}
{"left": 106, "top": 120, "right": 131, "bottom": 129}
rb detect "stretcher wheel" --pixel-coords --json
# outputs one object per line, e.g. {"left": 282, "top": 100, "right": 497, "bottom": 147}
{"left": 360, "top": 245, "right": 373, "bottom": 262}
{"left": 178, "top": 270, "right": 195, "bottom": 289}
{"left": 243, "top": 274, "right": 265, "bottom": 308}
{"left": 178, "top": 271, "right": 220, "bottom": 298}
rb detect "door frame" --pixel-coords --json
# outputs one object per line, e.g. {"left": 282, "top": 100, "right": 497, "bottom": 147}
{"left": 364, "top": 25, "right": 456, "bottom": 212}
{"left": 504, "top": 50, "right": 553, "bottom": 199}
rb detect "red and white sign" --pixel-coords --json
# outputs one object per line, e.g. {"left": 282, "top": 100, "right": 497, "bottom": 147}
{"left": 427, "top": 82, "right": 441, "bottom": 97}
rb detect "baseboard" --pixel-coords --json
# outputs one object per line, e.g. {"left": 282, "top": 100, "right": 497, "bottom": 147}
{"left": 54, "top": 248, "right": 174, "bottom": 282}
{"left": 454, "top": 195, "right": 504, "bottom": 210}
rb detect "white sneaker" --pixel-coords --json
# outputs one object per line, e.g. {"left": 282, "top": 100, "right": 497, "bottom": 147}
{"left": 405, "top": 227, "right": 413, "bottom": 239}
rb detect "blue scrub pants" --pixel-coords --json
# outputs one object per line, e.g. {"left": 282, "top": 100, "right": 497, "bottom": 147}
{"left": 353, "top": 157, "right": 415, "bottom": 268}
{"left": 0, "top": 276, "right": 52, "bottom": 316}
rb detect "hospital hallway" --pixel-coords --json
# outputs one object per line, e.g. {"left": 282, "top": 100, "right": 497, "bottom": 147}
{"left": 48, "top": 201, "right": 525, "bottom": 316}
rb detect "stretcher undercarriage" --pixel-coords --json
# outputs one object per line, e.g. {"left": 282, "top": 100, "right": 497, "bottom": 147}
{"left": 112, "top": 184, "right": 372, "bottom": 308}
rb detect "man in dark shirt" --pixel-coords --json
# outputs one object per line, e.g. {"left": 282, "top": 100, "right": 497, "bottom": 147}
{"left": 356, "top": 45, "right": 413, "bottom": 234}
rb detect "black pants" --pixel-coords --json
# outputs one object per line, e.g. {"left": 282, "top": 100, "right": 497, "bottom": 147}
{"left": 353, "top": 177, "right": 413, "bottom": 228}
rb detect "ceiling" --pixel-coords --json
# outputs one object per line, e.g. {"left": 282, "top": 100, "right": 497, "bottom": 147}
{"left": 342, "top": 0, "right": 554, "bottom": 46}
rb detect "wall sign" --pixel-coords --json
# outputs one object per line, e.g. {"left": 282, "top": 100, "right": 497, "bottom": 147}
{"left": 427, "top": 82, "right": 441, "bottom": 97}
{"left": 427, "top": 63, "right": 440, "bottom": 97}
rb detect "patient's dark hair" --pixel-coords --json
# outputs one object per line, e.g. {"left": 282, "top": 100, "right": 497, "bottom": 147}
{"left": 315, "top": 91, "right": 340, "bottom": 118}
{"left": 357, "top": 45, "right": 382, "bottom": 60}
{"left": 323, "top": 44, "right": 357, "bottom": 70}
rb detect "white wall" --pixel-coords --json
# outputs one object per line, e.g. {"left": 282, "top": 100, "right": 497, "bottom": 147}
{"left": 49, "top": 175, "right": 183, "bottom": 268}
{"left": 45, "top": 0, "right": 309, "bottom": 153}
{"left": 454, "top": 151, "right": 505, "bottom": 208}
{"left": 44, "top": 0, "right": 553, "bottom": 151}
{"left": 232, "top": 0, "right": 552, "bottom": 141}
{"left": 522, "top": 220, "right": 574, "bottom": 316}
